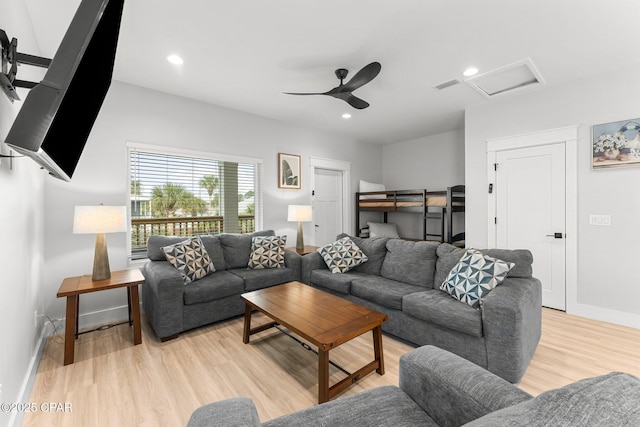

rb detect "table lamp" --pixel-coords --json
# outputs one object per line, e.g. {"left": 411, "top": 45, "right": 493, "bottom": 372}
{"left": 288, "top": 205, "right": 313, "bottom": 251}
{"left": 73, "top": 205, "right": 127, "bottom": 281}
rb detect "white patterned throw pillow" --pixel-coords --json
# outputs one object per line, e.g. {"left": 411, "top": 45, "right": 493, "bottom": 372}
{"left": 440, "top": 248, "right": 514, "bottom": 308}
{"left": 248, "top": 236, "right": 287, "bottom": 269}
{"left": 162, "top": 236, "right": 216, "bottom": 284}
{"left": 318, "top": 236, "right": 368, "bottom": 273}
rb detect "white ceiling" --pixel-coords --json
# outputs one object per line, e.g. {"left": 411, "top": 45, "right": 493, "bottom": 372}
{"left": 21, "top": 0, "right": 640, "bottom": 145}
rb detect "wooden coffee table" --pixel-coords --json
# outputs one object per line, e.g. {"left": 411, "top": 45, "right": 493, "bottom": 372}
{"left": 241, "top": 281, "right": 388, "bottom": 403}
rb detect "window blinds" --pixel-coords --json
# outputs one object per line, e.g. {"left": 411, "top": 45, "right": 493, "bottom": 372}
{"left": 128, "top": 145, "right": 263, "bottom": 258}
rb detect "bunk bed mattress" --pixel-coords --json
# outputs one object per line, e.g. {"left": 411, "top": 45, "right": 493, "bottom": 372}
{"left": 359, "top": 196, "right": 464, "bottom": 208}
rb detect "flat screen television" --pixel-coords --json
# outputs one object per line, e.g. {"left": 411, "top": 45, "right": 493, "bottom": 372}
{"left": 5, "top": 0, "right": 124, "bottom": 181}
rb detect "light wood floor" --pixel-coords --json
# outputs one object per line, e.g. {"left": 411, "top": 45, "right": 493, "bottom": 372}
{"left": 24, "top": 308, "right": 640, "bottom": 426}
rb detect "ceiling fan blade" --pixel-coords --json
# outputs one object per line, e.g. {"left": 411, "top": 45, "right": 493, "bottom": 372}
{"left": 283, "top": 91, "right": 325, "bottom": 96}
{"left": 345, "top": 94, "right": 369, "bottom": 109}
{"left": 340, "top": 62, "right": 381, "bottom": 93}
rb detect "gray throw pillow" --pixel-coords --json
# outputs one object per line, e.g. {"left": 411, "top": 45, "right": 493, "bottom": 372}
{"left": 368, "top": 222, "right": 400, "bottom": 238}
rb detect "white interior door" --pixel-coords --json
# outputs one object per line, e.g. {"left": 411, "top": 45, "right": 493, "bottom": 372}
{"left": 495, "top": 143, "right": 566, "bottom": 310}
{"left": 313, "top": 168, "right": 342, "bottom": 246}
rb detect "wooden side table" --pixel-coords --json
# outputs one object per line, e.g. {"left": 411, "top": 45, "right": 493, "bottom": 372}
{"left": 56, "top": 269, "right": 144, "bottom": 365}
{"left": 285, "top": 245, "right": 319, "bottom": 256}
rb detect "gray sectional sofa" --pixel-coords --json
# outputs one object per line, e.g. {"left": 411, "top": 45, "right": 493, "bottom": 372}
{"left": 301, "top": 235, "right": 542, "bottom": 383}
{"left": 187, "top": 345, "right": 640, "bottom": 427}
{"left": 142, "top": 230, "right": 301, "bottom": 340}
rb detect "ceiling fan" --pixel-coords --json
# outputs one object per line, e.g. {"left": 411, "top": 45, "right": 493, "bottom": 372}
{"left": 284, "top": 61, "right": 381, "bottom": 109}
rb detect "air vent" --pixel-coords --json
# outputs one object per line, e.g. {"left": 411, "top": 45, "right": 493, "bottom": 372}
{"left": 465, "top": 58, "right": 545, "bottom": 99}
{"left": 434, "top": 79, "right": 461, "bottom": 90}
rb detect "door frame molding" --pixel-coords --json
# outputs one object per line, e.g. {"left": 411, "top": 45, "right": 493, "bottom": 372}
{"left": 486, "top": 125, "right": 577, "bottom": 313}
{"left": 309, "top": 157, "right": 352, "bottom": 243}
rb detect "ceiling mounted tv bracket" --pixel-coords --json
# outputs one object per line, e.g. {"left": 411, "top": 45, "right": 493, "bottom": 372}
{"left": 0, "top": 28, "right": 52, "bottom": 103}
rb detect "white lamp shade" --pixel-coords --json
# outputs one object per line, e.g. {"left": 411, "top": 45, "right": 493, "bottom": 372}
{"left": 73, "top": 205, "right": 127, "bottom": 234}
{"left": 287, "top": 205, "right": 313, "bottom": 222}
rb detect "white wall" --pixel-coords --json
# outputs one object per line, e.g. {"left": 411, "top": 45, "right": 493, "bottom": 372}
{"left": 465, "top": 66, "right": 640, "bottom": 327}
{"left": 43, "top": 81, "right": 383, "bottom": 327}
{"left": 379, "top": 130, "right": 465, "bottom": 239}
{"left": 0, "top": 0, "right": 46, "bottom": 425}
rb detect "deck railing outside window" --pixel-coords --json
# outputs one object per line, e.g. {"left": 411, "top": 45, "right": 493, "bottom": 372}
{"left": 131, "top": 215, "right": 255, "bottom": 257}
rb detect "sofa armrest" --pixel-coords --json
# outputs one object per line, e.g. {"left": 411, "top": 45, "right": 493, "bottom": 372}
{"left": 186, "top": 397, "right": 261, "bottom": 427}
{"left": 300, "top": 251, "right": 327, "bottom": 284}
{"left": 481, "top": 276, "right": 542, "bottom": 383}
{"left": 141, "top": 261, "right": 185, "bottom": 338}
{"left": 284, "top": 250, "right": 302, "bottom": 281}
{"left": 400, "top": 346, "right": 532, "bottom": 426}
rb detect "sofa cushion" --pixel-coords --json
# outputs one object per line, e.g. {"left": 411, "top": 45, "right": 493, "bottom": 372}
{"left": 351, "top": 276, "right": 425, "bottom": 310}
{"left": 310, "top": 269, "right": 371, "bottom": 295}
{"left": 183, "top": 271, "right": 244, "bottom": 305}
{"left": 465, "top": 372, "right": 640, "bottom": 426}
{"left": 162, "top": 237, "right": 216, "bottom": 284}
{"left": 229, "top": 267, "right": 297, "bottom": 292}
{"left": 337, "top": 234, "right": 388, "bottom": 275}
{"left": 440, "top": 249, "right": 514, "bottom": 308}
{"left": 199, "top": 235, "right": 226, "bottom": 271}
{"left": 147, "top": 234, "right": 226, "bottom": 271}
{"left": 263, "top": 385, "right": 438, "bottom": 427}
{"left": 381, "top": 239, "right": 438, "bottom": 287}
{"left": 318, "top": 236, "right": 368, "bottom": 273}
{"left": 220, "top": 230, "right": 275, "bottom": 269}
{"left": 435, "top": 244, "right": 533, "bottom": 288}
{"left": 402, "top": 290, "right": 483, "bottom": 337}
{"left": 247, "top": 236, "right": 287, "bottom": 269}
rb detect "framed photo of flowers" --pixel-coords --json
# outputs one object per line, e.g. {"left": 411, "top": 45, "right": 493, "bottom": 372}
{"left": 592, "top": 118, "right": 640, "bottom": 170}
{"left": 278, "top": 153, "right": 301, "bottom": 189}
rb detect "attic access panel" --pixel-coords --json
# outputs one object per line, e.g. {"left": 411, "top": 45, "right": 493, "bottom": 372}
{"left": 465, "top": 58, "right": 545, "bottom": 99}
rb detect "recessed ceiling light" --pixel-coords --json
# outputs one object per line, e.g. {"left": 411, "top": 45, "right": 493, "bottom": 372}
{"left": 342, "top": 113, "right": 352, "bottom": 119}
{"left": 463, "top": 67, "right": 478, "bottom": 77}
{"left": 167, "top": 54, "right": 184, "bottom": 65}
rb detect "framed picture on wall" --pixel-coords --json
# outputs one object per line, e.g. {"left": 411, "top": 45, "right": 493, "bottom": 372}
{"left": 592, "top": 118, "right": 640, "bottom": 170}
{"left": 278, "top": 153, "right": 301, "bottom": 189}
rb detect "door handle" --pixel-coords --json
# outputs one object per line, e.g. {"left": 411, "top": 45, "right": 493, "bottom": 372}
{"left": 545, "top": 232, "right": 563, "bottom": 239}
{"left": 315, "top": 224, "right": 319, "bottom": 228}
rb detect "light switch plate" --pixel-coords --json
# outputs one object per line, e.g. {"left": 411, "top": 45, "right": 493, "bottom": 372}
{"left": 589, "top": 214, "right": 611, "bottom": 226}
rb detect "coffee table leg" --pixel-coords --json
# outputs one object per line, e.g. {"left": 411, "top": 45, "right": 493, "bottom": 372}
{"left": 373, "top": 325, "right": 385, "bottom": 375}
{"left": 318, "top": 347, "right": 330, "bottom": 404}
{"left": 243, "top": 303, "right": 252, "bottom": 344}
{"left": 64, "top": 295, "right": 77, "bottom": 365}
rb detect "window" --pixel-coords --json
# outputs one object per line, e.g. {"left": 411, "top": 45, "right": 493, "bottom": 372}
{"left": 128, "top": 143, "right": 263, "bottom": 259}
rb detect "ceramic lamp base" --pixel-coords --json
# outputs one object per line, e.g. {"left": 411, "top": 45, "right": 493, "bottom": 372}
{"left": 92, "top": 233, "right": 112, "bottom": 281}
{"left": 296, "top": 221, "right": 304, "bottom": 251}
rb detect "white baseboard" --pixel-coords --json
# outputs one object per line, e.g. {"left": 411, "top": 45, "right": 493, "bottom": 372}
{"left": 570, "top": 303, "right": 640, "bottom": 329}
{"left": 76, "top": 303, "right": 136, "bottom": 330}
{"left": 11, "top": 325, "right": 48, "bottom": 427}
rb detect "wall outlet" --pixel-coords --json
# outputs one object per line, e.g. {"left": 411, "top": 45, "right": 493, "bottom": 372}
{"left": 589, "top": 214, "right": 611, "bottom": 226}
